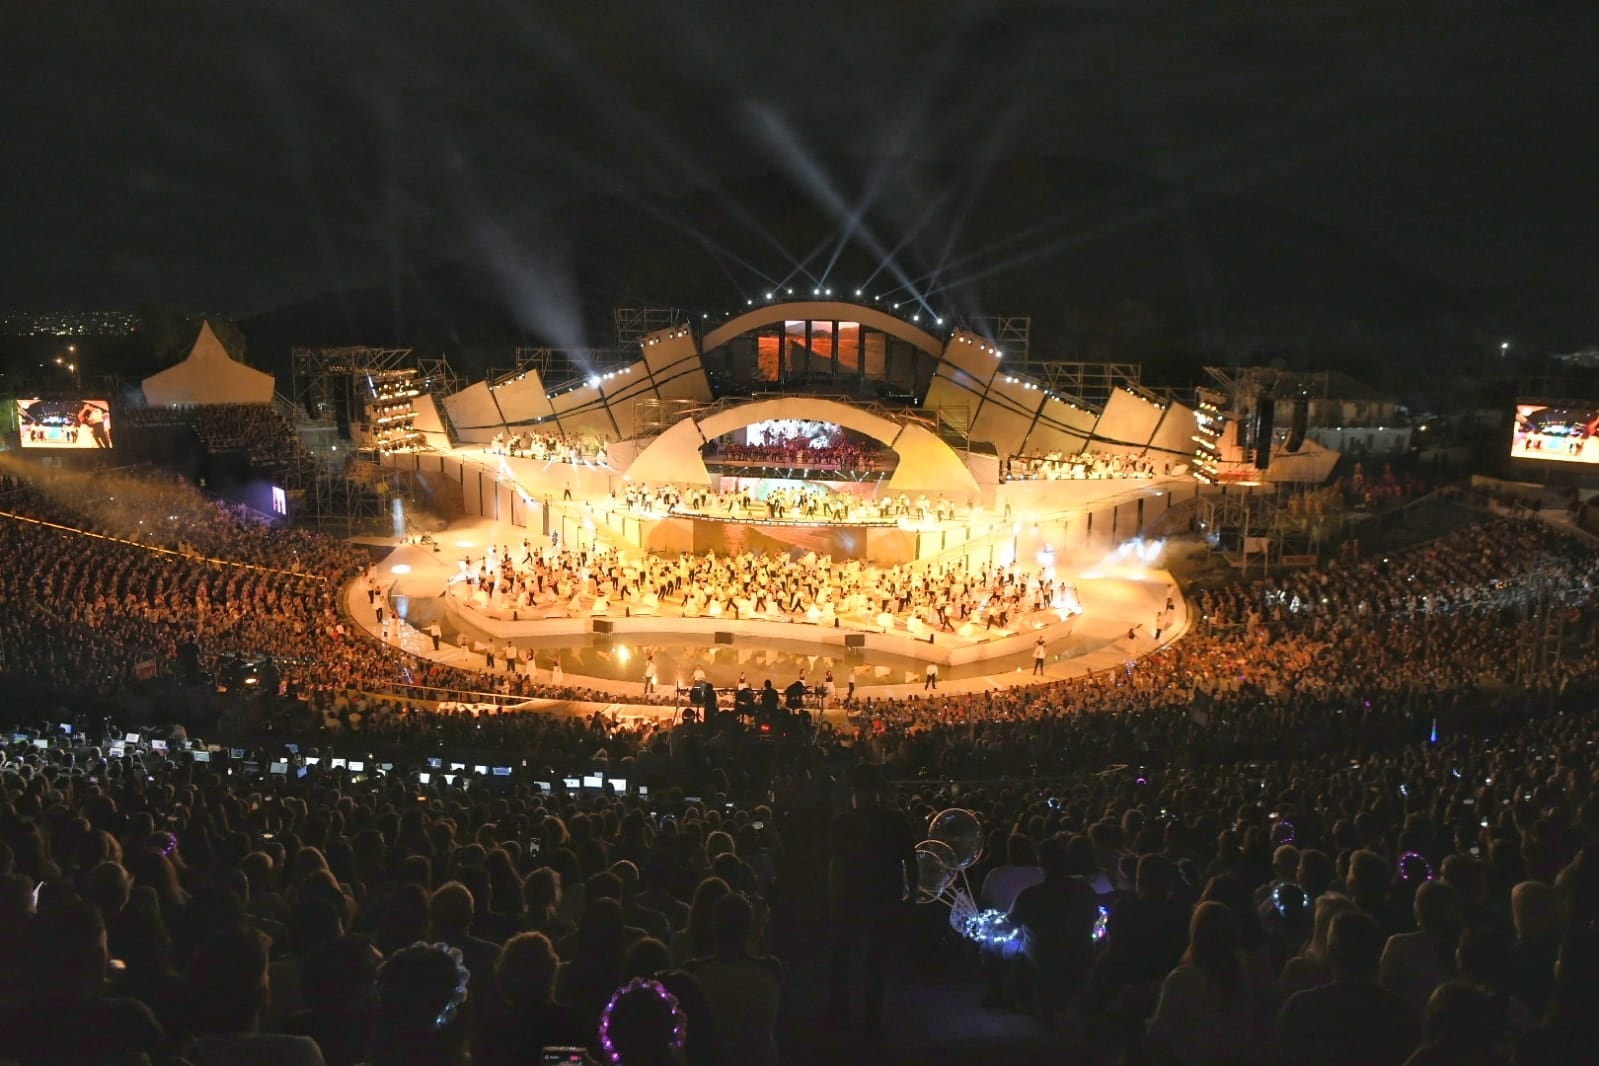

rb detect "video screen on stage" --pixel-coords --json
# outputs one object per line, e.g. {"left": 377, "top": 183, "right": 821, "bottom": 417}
{"left": 16, "top": 398, "right": 113, "bottom": 449}
{"left": 743, "top": 419, "right": 842, "bottom": 449}
{"left": 1512, "top": 403, "right": 1599, "bottom": 464}
{"left": 270, "top": 486, "right": 288, "bottom": 515}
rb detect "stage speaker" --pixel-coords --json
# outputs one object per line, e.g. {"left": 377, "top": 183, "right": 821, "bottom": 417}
{"left": 1253, "top": 395, "right": 1275, "bottom": 471}
{"left": 714, "top": 632, "right": 734, "bottom": 644}
{"left": 1285, "top": 394, "right": 1309, "bottom": 453}
{"left": 592, "top": 619, "right": 615, "bottom": 634}
{"left": 844, "top": 633, "right": 866, "bottom": 648}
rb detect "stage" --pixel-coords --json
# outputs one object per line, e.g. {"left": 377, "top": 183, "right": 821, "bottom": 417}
{"left": 350, "top": 513, "right": 1188, "bottom": 704}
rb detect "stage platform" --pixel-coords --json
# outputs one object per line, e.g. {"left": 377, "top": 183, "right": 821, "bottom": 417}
{"left": 344, "top": 513, "right": 1190, "bottom": 714}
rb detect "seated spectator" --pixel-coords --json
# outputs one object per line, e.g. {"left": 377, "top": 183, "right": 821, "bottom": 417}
{"left": 1278, "top": 894, "right": 1354, "bottom": 1000}
{"left": 428, "top": 882, "right": 500, "bottom": 1006}
{"left": 599, "top": 977, "right": 690, "bottom": 1066}
{"left": 1380, "top": 880, "right": 1464, "bottom": 1020}
{"left": 1277, "top": 910, "right": 1415, "bottom": 1066}
{"left": 1508, "top": 881, "right": 1564, "bottom": 1017}
{"left": 0, "top": 899, "right": 164, "bottom": 1065}
{"left": 1452, "top": 928, "right": 1537, "bottom": 1039}
{"left": 1009, "top": 835, "right": 1100, "bottom": 1017}
{"left": 557, "top": 898, "right": 631, "bottom": 1029}
{"left": 366, "top": 943, "right": 472, "bottom": 1066}
{"left": 286, "top": 936, "right": 382, "bottom": 1066}
{"left": 187, "top": 923, "right": 326, "bottom": 1065}
{"left": 1404, "top": 981, "right": 1515, "bottom": 1066}
{"left": 473, "top": 932, "right": 589, "bottom": 1066}
{"left": 979, "top": 834, "right": 1045, "bottom": 913}
{"left": 1148, "top": 901, "right": 1261, "bottom": 1065}
{"left": 1518, "top": 928, "right": 1599, "bottom": 1066}
{"left": 671, "top": 878, "right": 730, "bottom": 967}
{"left": 685, "top": 893, "right": 782, "bottom": 1066}
{"left": 635, "top": 854, "right": 690, "bottom": 934}
{"left": 1094, "top": 854, "right": 1188, "bottom": 1016}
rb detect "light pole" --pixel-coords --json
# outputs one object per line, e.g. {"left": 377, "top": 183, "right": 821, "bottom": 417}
{"left": 1500, "top": 341, "right": 1510, "bottom": 359}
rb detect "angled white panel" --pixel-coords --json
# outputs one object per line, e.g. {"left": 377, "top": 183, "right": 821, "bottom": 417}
{"left": 491, "top": 370, "right": 554, "bottom": 424}
{"left": 442, "top": 381, "right": 502, "bottom": 442}
{"left": 1092, "top": 388, "right": 1162, "bottom": 451}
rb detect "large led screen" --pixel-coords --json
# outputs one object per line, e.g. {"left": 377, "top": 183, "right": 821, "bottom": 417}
{"left": 16, "top": 398, "right": 114, "bottom": 449}
{"left": 1512, "top": 403, "right": 1599, "bottom": 463}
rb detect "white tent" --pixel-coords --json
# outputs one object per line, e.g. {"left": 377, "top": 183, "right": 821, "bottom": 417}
{"left": 141, "top": 321, "right": 275, "bottom": 406}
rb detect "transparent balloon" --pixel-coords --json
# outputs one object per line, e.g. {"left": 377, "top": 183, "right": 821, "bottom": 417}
{"left": 928, "top": 808, "right": 984, "bottom": 870}
{"left": 914, "top": 840, "right": 957, "bottom": 902}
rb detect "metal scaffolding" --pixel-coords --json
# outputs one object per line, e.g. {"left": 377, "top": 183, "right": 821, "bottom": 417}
{"left": 290, "top": 346, "right": 414, "bottom": 425}
{"left": 970, "top": 315, "right": 1032, "bottom": 363}
{"left": 492, "top": 347, "right": 637, "bottom": 391}
{"left": 1010, "top": 361, "right": 1143, "bottom": 409}
{"left": 631, "top": 398, "right": 703, "bottom": 440}
{"left": 614, "top": 307, "right": 683, "bottom": 349}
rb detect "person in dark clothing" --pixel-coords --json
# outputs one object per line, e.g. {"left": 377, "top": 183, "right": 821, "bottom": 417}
{"left": 1276, "top": 910, "right": 1416, "bottom": 1066}
{"left": 1008, "top": 834, "right": 1101, "bottom": 1017}
{"left": 827, "top": 763, "right": 916, "bottom": 1036}
{"left": 0, "top": 899, "right": 165, "bottom": 1066}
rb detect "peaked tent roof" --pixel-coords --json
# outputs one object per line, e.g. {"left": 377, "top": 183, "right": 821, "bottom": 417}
{"left": 141, "top": 321, "right": 276, "bottom": 406}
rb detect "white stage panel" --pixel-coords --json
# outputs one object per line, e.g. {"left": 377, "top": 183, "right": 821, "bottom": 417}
{"left": 442, "top": 381, "right": 503, "bottom": 443}
{"left": 491, "top": 371, "right": 555, "bottom": 424}
{"left": 412, "top": 393, "right": 445, "bottom": 434}
{"left": 1092, "top": 388, "right": 1162, "bottom": 451}
{"left": 1147, "top": 401, "right": 1199, "bottom": 460}
{"left": 1021, "top": 396, "right": 1096, "bottom": 455}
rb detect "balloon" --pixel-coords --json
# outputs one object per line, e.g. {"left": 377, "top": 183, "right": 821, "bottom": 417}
{"left": 913, "top": 839, "right": 957, "bottom": 902}
{"left": 928, "top": 808, "right": 984, "bottom": 870}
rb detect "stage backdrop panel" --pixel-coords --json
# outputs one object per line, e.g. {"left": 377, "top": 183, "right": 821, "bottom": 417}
{"left": 490, "top": 371, "right": 555, "bottom": 424}
{"left": 442, "top": 381, "right": 503, "bottom": 443}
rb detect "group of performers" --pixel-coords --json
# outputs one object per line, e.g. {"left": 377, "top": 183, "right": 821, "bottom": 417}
{"left": 615, "top": 482, "right": 970, "bottom": 525}
{"left": 450, "top": 540, "right": 1081, "bottom": 636}
{"left": 1004, "top": 449, "right": 1164, "bottom": 481}
{"left": 488, "top": 430, "right": 603, "bottom": 465}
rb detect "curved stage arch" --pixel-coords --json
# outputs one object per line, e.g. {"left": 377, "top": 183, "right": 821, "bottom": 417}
{"left": 624, "top": 396, "right": 980, "bottom": 495}
{"left": 700, "top": 300, "right": 945, "bottom": 359}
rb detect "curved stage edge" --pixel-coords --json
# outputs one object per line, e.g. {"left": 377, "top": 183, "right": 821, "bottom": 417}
{"left": 342, "top": 565, "right": 1191, "bottom": 718}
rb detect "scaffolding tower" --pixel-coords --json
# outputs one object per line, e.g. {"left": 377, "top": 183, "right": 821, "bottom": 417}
{"left": 970, "top": 315, "right": 1032, "bottom": 363}
{"left": 1010, "top": 361, "right": 1143, "bottom": 410}
{"left": 290, "top": 346, "right": 414, "bottom": 426}
{"left": 613, "top": 307, "right": 683, "bottom": 349}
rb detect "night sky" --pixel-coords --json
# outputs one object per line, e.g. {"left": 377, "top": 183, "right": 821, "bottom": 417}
{"left": 5, "top": 2, "right": 1596, "bottom": 346}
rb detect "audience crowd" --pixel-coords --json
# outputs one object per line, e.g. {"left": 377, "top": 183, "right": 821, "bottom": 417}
{"left": 4, "top": 465, "right": 1599, "bottom": 1063}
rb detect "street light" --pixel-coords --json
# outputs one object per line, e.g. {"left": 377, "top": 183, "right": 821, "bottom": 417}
{"left": 1500, "top": 341, "right": 1510, "bottom": 358}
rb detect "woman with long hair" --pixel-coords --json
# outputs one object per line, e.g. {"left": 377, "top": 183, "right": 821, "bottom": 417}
{"left": 1149, "top": 901, "right": 1262, "bottom": 1065}
{"left": 670, "top": 878, "right": 730, "bottom": 967}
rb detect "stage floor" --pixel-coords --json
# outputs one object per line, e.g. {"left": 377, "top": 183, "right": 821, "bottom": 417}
{"left": 350, "top": 515, "right": 1189, "bottom": 707}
